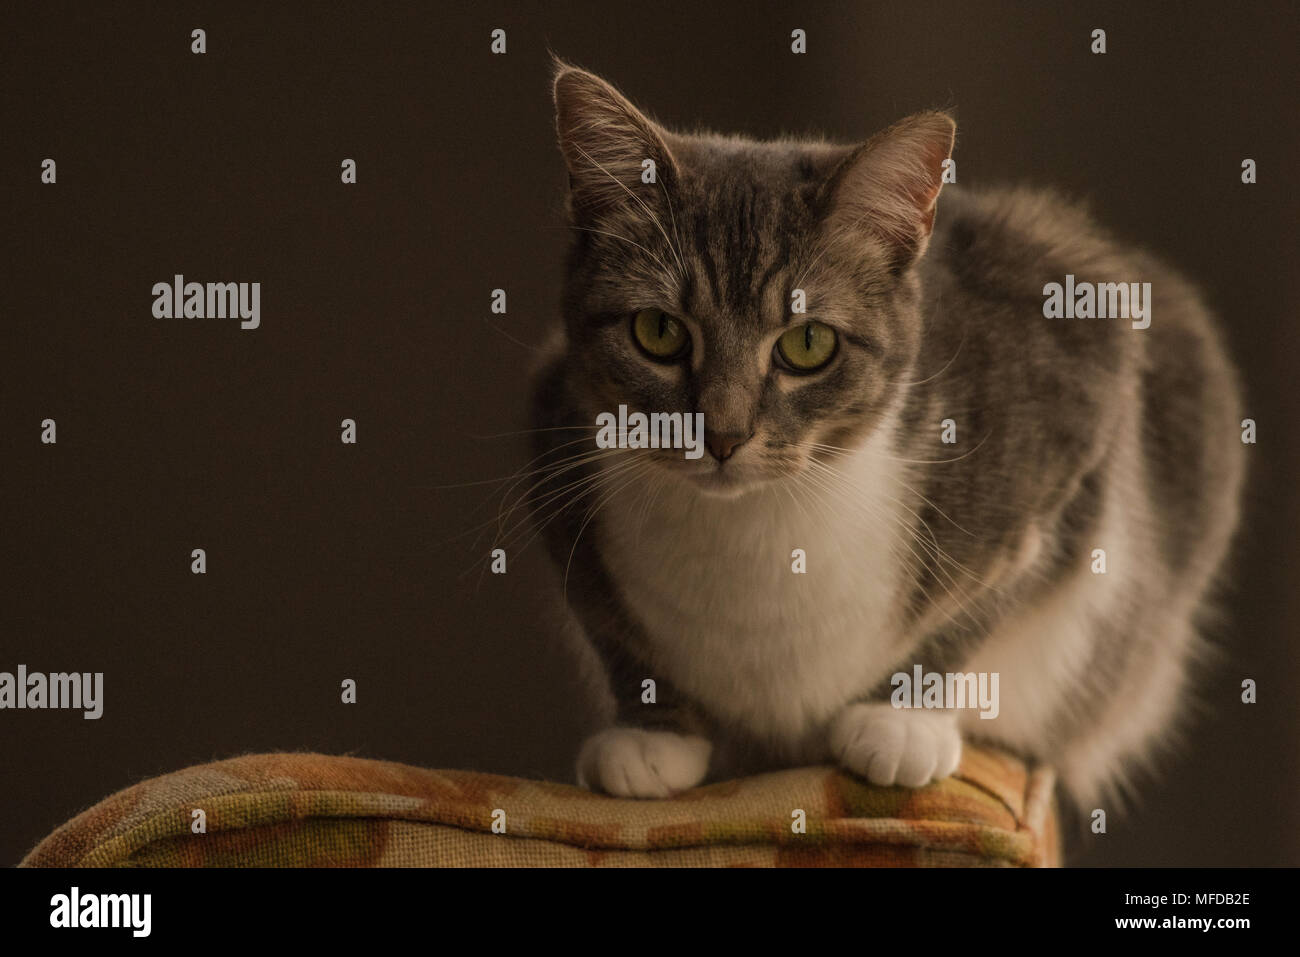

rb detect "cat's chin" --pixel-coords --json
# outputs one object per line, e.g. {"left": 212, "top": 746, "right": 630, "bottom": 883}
{"left": 681, "top": 466, "right": 766, "bottom": 499}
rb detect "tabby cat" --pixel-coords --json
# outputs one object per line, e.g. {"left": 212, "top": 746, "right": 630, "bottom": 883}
{"left": 524, "top": 60, "right": 1244, "bottom": 809}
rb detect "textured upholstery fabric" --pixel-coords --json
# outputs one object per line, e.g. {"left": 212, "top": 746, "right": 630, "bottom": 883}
{"left": 22, "top": 746, "right": 1059, "bottom": 867}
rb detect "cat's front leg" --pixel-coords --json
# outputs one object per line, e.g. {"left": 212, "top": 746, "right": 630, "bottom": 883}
{"left": 828, "top": 702, "right": 962, "bottom": 788}
{"left": 530, "top": 424, "right": 714, "bottom": 798}
{"left": 576, "top": 725, "right": 712, "bottom": 799}
{"left": 565, "top": 624, "right": 714, "bottom": 798}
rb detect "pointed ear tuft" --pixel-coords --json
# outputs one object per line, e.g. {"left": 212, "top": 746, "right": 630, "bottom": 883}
{"left": 552, "top": 65, "right": 676, "bottom": 219}
{"left": 825, "top": 110, "right": 956, "bottom": 270}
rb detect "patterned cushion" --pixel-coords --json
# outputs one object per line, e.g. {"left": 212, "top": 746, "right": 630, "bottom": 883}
{"left": 20, "top": 746, "right": 1059, "bottom": 867}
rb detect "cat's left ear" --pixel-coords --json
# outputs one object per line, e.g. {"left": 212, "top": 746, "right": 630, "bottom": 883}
{"left": 824, "top": 111, "right": 956, "bottom": 271}
{"left": 552, "top": 60, "right": 678, "bottom": 221}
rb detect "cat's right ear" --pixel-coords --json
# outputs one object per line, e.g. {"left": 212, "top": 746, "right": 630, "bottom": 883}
{"left": 552, "top": 60, "right": 678, "bottom": 220}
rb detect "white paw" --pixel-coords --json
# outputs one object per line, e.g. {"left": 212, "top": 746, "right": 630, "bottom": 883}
{"left": 829, "top": 702, "right": 962, "bottom": 788}
{"left": 576, "top": 727, "right": 712, "bottom": 798}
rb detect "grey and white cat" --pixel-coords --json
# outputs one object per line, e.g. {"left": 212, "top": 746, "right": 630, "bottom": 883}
{"left": 524, "top": 60, "right": 1245, "bottom": 809}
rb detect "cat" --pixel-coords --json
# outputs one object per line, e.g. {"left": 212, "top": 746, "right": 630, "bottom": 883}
{"left": 523, "top": 58, "right": 1245, "bottom": 810}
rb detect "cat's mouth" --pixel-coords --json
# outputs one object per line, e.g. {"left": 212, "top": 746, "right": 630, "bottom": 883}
{"left": 646, "top": 444, "right": 796, "bottom": 497}
{"left": 687, "top": 467, "right": 750, "bottom": 495}
{"left": 678, "top": 456, "right": 787, "bottom": 498}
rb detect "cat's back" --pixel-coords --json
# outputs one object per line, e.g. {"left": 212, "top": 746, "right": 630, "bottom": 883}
{"left": 925, "top": 183, "right": 1242, "bottom": 435}
{"left": 921, "top": 183, "right": 1244, "bottom": 580}
{"left": 930, "top": 184, "right": 1233, "bottom": 360}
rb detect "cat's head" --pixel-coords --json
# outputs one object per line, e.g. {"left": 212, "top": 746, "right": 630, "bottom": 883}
{"left": 552, "top": 61, "right": 954, "bottom": 497}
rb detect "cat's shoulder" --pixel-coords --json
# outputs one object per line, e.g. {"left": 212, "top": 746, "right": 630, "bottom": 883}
{"left": 935, "top": 184, "right": 1123, "bottom": 273}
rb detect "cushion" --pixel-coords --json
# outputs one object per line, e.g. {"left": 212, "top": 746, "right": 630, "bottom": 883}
{"left": 20, "top": 746, "right": 1059, "bottom": 867}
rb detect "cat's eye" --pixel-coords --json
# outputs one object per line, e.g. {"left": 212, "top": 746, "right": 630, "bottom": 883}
{"left": 632, "top": 308, "right": 690, "bottom": 361}
{"left": 775, "top": 321, "right": 838, "bottom": 373}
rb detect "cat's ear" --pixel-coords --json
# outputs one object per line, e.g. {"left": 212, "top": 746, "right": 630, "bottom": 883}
{"left": 824, "top": 111, "right": 956, "bottom": 271}
{"left": 552, "top": 60, "right": 677, "bottom": 220}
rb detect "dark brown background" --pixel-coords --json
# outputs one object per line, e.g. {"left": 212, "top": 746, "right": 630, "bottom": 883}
{"left": 3, "top": 1, "right": 1297, "bottom": 867}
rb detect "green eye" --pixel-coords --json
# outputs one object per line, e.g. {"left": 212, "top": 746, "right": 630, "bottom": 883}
{"left": 776, "top": 321, "right": 838, "bottom": 372}
{"left": 632, "top": 308, "right": 690, "bottom": 360}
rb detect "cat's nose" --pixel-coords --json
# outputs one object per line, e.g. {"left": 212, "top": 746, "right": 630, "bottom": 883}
{"left": 705, "top": 430, "right": 752, "bottom": 462}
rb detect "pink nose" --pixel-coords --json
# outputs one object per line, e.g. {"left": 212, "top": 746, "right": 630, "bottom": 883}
{"left": 705, "top": 430, "right": 751, "bottom": 462}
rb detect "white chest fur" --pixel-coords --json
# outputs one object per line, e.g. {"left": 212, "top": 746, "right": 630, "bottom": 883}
{"left": 595, "top": 430, "right": 909, "bottom": 757}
